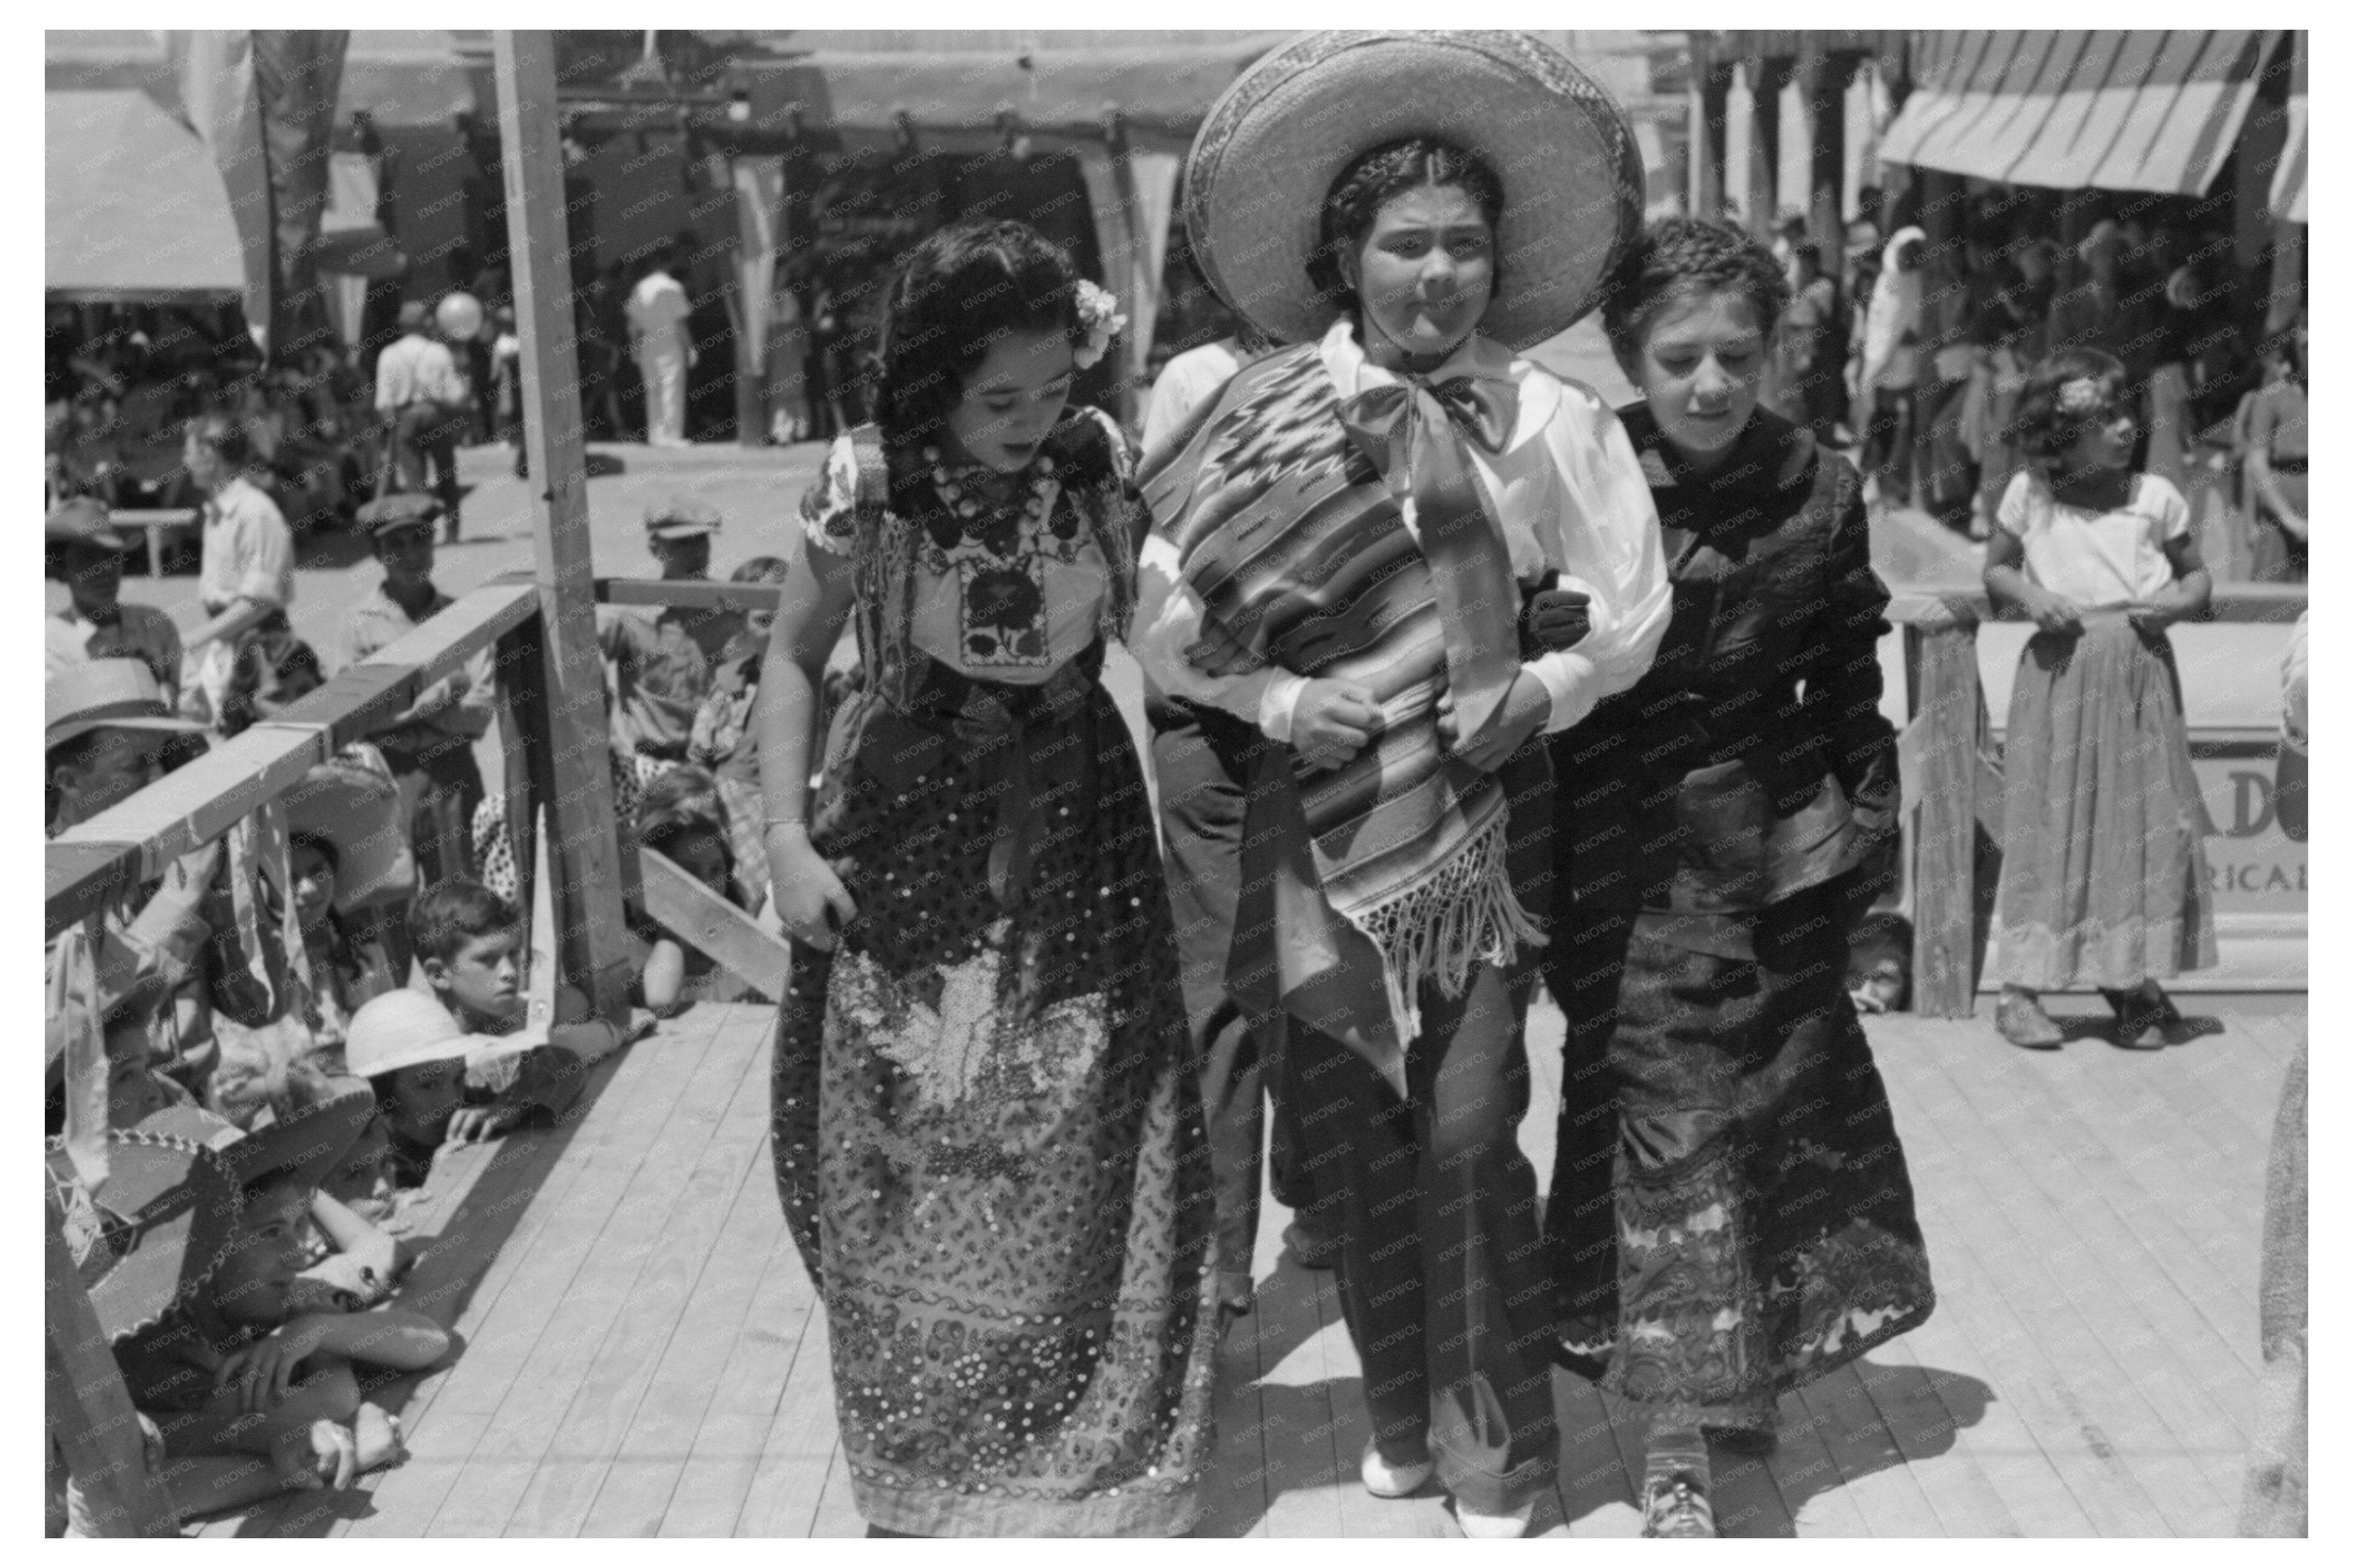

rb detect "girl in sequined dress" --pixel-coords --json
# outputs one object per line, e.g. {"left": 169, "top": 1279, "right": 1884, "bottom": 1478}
{"left": 754, "top": 219, "right": 1215, "bottom": 1538}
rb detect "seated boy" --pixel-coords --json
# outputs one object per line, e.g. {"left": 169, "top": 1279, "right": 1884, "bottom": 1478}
{"left": 104, "top": 1093, "right": 446, "bottom": 1516}
{"left": 345, "top": 880, "right": 630, "bottom": 1186}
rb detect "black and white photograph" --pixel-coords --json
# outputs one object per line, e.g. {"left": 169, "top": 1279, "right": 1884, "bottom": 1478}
{"left": 41, "top": 16, "right": 2315, "bottom": 1541}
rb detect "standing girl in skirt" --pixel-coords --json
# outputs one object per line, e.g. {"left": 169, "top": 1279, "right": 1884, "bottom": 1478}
{"left": 1140, "top": 31, "right": 1670, "bottom": 1536}
{"left": 1985, "top": 346, "right": 2217, "bottom": 1049}
{"left": 756, "top": 219, "right": 1217, "bottom": 1536}
{"left": 1542, "top": 218, "right": 1934, "bottom": 1538}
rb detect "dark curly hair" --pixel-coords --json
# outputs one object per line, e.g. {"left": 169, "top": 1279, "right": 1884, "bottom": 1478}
{"left": 409, "top": 877, "right": 517, "bottom": 966}
{"left": 874, "top": 219, "right": 1084, "bottom": 448}
{"left": 1599, "top": 217, "right": 1791, "bottom": 367}
{"left": 1307, "top": 136, "right": 1506, "bottom": 320}
{"left": 2012, "top": 346, "right": 2132, "bottom": 464}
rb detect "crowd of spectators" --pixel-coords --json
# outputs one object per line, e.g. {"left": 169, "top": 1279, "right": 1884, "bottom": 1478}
{"left": 44, "top": 449, "right": 798, "bottom": 1529}
{"left": 1762, "top": 195, "right": 2306, "bottom": 581}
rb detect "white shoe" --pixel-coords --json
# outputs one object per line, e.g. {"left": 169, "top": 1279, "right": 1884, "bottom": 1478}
{"left": 1456, "top": 1499, "right": 1536, "bottom": 1539}
{"left": 1360, "top": 1439, "right": 1434, "bottom": 1498}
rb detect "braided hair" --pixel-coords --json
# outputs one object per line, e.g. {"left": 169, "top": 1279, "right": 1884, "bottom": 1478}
{"left": 1307, "top": 136, "right": 1506, "bottom": 320}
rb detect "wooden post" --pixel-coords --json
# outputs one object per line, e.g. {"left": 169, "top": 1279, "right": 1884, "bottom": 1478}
{"left": 1690, "top": 61, "right": 1732, "bottom": 221}
{"left": 493, "top": 32, "right": 636, "bottom": 1022}
{"left": 1805, "top": 47, "right": 1851, "bottom": 285}
{"left": 1905, "top": 597, "right": 1985, "bottom": 1016}
{"left": 47, "top": 1190, "right": 179, "bottom": 1537}
{"left": 1745, "top": 57, "right": 1787, "bottom": 240}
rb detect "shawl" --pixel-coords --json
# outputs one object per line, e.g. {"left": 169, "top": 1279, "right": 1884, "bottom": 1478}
{"left": 1143, "top": 342, "right": 1542, "bottom": 1060}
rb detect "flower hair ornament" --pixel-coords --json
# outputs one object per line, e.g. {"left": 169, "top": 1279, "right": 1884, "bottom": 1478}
{"left": 2055, "top": 377, "right": 2106, "bottom": 415}
{"left": 1072, "top": 279, "right": 1126, "bottom": 370}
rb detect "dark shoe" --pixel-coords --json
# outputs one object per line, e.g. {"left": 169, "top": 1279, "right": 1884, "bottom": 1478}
{"left": 1641, "top": 1471, "right": 1717, "bottom": 1539}
{"left": 1284, "top": 1216, "right": 1339, "bottom": 1271}
{"left": 2101, "top": 985, "right": 2181, "bottom": 1049}
{"left": 1996, "top": 992, "right": 2065, "bottom": 1049}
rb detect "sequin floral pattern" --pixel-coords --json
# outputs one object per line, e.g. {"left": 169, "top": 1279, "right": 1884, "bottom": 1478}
{"left": 773, "top": 451, "right": 1216, "bottom": 1535}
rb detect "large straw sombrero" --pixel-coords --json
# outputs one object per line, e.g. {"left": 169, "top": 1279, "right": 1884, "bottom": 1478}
{"left": 46, "top": 1131, "right": 243, "bottom": 1342}
{"left": 282, "top": 755, "right": 418, "bottom": 913}
{"left": 130, "top": 1078, "right": 380, "bottom": 1198}
{"left": 1182, "top": 30, "right": 1646, "bottom": 350}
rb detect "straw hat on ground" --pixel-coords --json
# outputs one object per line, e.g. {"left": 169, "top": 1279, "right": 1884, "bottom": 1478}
{"left": 1181, "top": 30, "right": 1645, "bottom": 350}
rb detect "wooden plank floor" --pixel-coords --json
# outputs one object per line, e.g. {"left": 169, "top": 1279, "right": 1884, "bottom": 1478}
{"left": 195, "top": 994, "right": 2298, "bottom": 1538}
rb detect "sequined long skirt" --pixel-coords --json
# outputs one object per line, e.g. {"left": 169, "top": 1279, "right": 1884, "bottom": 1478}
{"left": 771, "top": 670, "right": 1217, "bottom": 1537}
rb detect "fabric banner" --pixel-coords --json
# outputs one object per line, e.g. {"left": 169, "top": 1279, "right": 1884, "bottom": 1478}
{"left": 163, "top": 29, "right": 348, "bottom": 358}
{"left": 733, "top": 156, "right": 787, "bottom": 378}
{"left": 1074, "top": 142, "right": 1182, "bottom": 415}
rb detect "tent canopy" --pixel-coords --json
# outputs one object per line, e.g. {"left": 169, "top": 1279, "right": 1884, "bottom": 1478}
{"left": 1878, "top": 30, "right": 2285, "bottom": 196}
{"left": 47, "top": 90, "right": 243, "bottom": 300}
{"left": 45, "top": 30, "right": 480, "bottom": 127}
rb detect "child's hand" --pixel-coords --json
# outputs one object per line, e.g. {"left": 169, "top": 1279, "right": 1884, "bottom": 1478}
{"left": 443, "top": 1105, "right": 517, "bottom": 1147}
{"left": 217, "top": 1316, "right": 331, "bottom": 1412}
{"left": 271, "top": 1420, "right": 358, "bottom": 1492}
{"left": 2024, "top": 589, "right": 2084, "bottom": 635}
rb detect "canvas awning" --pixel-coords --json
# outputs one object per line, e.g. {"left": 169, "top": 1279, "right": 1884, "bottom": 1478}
{"left": 726, "top": 34, "right": 1286, "bottom": 154}
{"left": 45, "top": 29, "right": 480, "bottom": 126}
{"left": 1878, "top": 30, "right": 2286, "bottom": 196}
{"left": 2270, "top": 32, "right": 2306, "bottom": 223}
{"left": 49, "top": 89, "right": 403, "bottom": 302}
{"left": 47, "top": 90, "right": 243, "bottom": 300}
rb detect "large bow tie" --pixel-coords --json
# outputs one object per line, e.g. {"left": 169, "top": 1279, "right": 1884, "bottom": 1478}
{"left": 1340, "top": 374, "right": 1524, "bottom": 746}
{"left": 1341, "top": 375, "right": 1517, "bottom": 470}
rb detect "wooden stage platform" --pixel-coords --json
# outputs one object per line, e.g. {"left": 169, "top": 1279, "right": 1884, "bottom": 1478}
{"left": 198, "top": 993, "right": 2300, "bottom": 1538}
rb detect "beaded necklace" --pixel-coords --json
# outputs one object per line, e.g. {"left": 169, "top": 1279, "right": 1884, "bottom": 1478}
{"left": 914, "top": 445, "right": 1083, "bottom": 571}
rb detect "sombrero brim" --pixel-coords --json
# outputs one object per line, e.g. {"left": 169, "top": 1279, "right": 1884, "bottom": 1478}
{"left": 1183, "top": 30, "right": 1646, "bottom": 351}
{"left": 283, "top": 759, "right": 418, "bottom": 913}
{"left": 134, "top": 1079, "right": 378, "bottom": 1198}
{"left": 47, "top": 1132, "right": 243, "bottom": 1344}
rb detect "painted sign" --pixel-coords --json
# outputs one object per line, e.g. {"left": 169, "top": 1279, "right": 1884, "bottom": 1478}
{"left": 2190, "top": 744, "right": 2305, "bottom": 917}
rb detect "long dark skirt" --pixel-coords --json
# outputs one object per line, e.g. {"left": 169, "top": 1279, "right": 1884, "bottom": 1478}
{"left": 1991, "top": 618, "right": 2217, "bottom": 991}
{"left": 1546, "top": 874, "right": 1935, "bottom": 1429}
{"left": 771, "top": 652, "right": 1217, "bottom": 1536}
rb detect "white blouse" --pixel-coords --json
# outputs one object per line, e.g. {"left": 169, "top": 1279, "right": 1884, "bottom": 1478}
{"left": 1135, "top": 319, "right": 1670, "bottom": 738}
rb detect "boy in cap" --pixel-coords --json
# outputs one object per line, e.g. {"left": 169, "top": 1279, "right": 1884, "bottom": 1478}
{"left": 46, "top": 497, "right": 184, "bottom": 702}
{"left": 340, "top": 494, "right": 493, "bottom": 888}
{"left": 372, "top": 300, "right": 470, "bottom": 542}
{"left": 597, "top": 497, "right": 739, "bottom": 761}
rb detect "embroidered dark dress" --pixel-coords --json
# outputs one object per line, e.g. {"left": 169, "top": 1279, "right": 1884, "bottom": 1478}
{"left": 1542, "top": 404, "right": 1933, "bottom": 1427}
{"left": 769, "top": 409, "right": 1216, "bottom": 1536}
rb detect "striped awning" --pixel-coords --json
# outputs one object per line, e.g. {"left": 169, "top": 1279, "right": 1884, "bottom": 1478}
{"left": 2270, "top": 32, "right": 2306, "bottom": 223}
{"left": 1879, "top": 30, "right": 2286, "bottom": 196}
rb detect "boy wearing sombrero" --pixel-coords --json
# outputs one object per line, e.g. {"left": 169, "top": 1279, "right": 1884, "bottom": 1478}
{"left": 58, "top": 1087, "right": 448, "bottom": 1517}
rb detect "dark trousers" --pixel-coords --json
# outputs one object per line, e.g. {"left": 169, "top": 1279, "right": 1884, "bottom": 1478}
{"left": 1290, "top": 960, "right": 1557, "bottom": 1513}
{"left": 1861, "top": 386, "right": 1922, "bottom": 506}
{"left": 391, "top": 402, "right": 465, "bottom": 526}
{"left": 1149, "top": 702, "right": 1321, "bottom": 1310}
{"left": 1537, "top": 903, "right": 1636, "bottom": 1345}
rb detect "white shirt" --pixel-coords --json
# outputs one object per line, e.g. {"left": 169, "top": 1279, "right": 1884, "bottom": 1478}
{"left": 373, "top": 332, "right": 469, "bottom": 412}
{"left": 1996, "top": 469, "right": 2190, "bottom": 608}
{"left": 1141, "top": 338, "right": 1247, "bottom": 454}
{"left": 1135, "top": 319, "right": 1671, "bottom": 740}
{"left": 196, "top": 475, "right": 294, "bottom": 611}
{"left": 627, "top": 272, "right": 692, "bottom": 350}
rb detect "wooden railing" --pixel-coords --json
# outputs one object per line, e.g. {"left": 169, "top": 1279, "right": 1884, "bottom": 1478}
{"left": 1890, "top": 581, "right": 2305, "bottom": 1016}
{"left": 43, "top": 567, "right": 807, "bottom": 1533}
